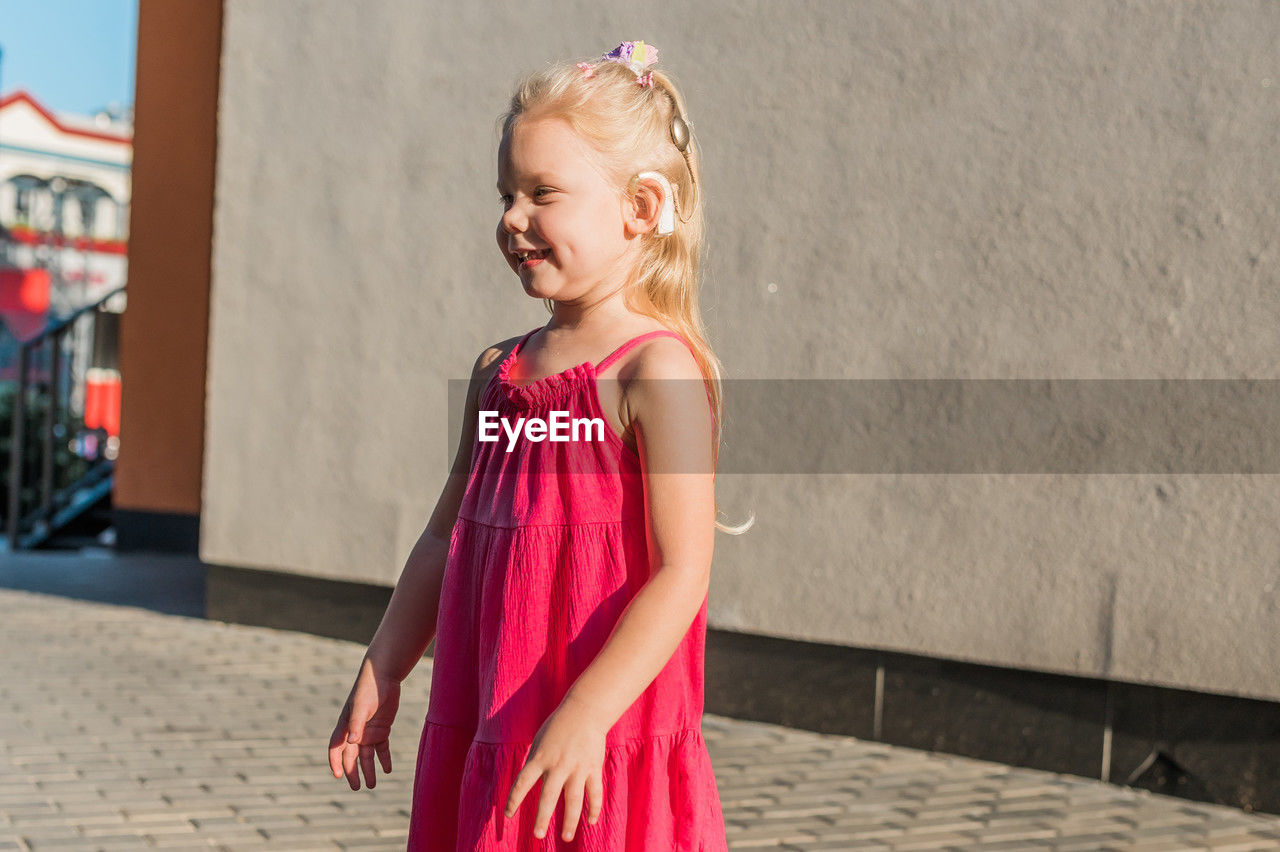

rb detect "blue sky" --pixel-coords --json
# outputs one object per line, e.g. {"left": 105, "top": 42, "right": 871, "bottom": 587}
{"left": 0, "top": 0, "right": 138, "bottom": 116}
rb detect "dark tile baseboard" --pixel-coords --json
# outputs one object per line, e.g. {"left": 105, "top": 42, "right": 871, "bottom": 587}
{"left": 205, "top": 564, "right": 1280, "bottom": 816}
{"left": 206, "top": 563, "right": 404, "bottom": 648}
{"left": 705, "top": 630, "right": 1280, "bottom": 817}
{"left": 112, "top": 509, "right": 200, "bottom": 554}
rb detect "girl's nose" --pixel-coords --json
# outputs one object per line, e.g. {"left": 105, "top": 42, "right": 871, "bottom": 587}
{"left": 501, "top": 205, "right": 526, "bottom": 235}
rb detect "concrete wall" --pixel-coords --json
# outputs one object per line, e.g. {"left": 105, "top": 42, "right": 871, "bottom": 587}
{"left": 203, "top": 1, "right": 1280, "bottom": 700}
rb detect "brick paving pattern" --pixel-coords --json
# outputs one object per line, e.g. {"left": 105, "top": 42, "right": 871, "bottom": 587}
{"left": 2, "top": 587, "right": 1280, "bottom": 851}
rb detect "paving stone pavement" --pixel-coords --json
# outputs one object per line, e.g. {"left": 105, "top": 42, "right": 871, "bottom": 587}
{"left": 2, "top": 586, "right": 1280, "bottom": 851}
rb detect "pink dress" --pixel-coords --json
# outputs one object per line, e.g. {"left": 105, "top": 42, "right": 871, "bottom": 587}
{"left": 406, "top": 326, "right": 729, "bottom": 851}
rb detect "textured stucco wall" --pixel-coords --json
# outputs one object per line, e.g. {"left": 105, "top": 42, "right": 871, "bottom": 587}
{"left": 204, "top": 1, "right": 1280, "bottom": 700}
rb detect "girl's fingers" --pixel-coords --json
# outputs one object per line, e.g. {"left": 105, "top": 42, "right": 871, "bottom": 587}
{"left": 504, "top": 760, "right": 536, "bottom": 818}
{"left": 328, "top": 709, "right": 353, "bottom": 778}
{"left": 328, "top": 725, "right": 346, "bottom": 778}
{"left": 560, "top": 775, "right": 585, "bottom": 841}
{"left": 329, "top": 747, "right": 343, "bottom": 779}
{"left": 360, "top": 744, "right": 377, "bottom": 789}
{"left": 533, "top": 770, "right": 566, "bottom": 840}
{"left": 343, "top": 741, "right": 361, "bottom": 789}
{"left": 375, "top": 739, "right": 392, "bottom": 774}
{"left": 587, "top": 771, "right": 604, "bottom": 824}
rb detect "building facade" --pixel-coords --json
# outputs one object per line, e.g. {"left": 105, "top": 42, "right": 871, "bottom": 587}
{"left": 117, "top": 0, "right": 1280, "bottom": 813}
{"left": 0, "top": 90, "right": 131, "bottom": 307}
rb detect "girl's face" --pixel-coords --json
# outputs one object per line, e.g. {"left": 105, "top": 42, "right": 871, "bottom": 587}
{"left": 496, "top": 116, "right": 635, "bottom": 301}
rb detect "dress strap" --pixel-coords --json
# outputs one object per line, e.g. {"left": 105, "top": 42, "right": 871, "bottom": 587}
{"left": 595, "top": 330, "right": 717, "bottom": 433}
{"left": 513, "top": 326, "right": 540, "bottom": 354}
{"left": 595, "top": 330, "right": 691, "bottom": 373}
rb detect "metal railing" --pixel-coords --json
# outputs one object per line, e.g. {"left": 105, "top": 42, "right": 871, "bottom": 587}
{"left": 5, "top": 285, "right": 124, "bottom": 549}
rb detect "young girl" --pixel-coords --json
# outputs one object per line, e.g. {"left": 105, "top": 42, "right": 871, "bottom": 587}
{"left": 329, "top": 40, "right": 749, "bottom": 849}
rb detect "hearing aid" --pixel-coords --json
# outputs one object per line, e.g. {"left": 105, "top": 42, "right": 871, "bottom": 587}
{"left": 635, "top": 171, "right": 676, "bottom": 235}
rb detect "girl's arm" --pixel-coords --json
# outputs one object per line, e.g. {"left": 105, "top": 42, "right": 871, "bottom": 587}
{"left": 560, "top": 336, "right": 717, "bottom": 727}
{"left": 359, "top": 345, "right": 497, "bottom": 683}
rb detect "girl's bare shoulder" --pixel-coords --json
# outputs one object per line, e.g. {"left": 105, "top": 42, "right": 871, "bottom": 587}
{"left": 612, "top": 322, "right": 697, "bottom": 380}
{"left": 621, "top": 334, "right": 701, "bottom": 383}
{"left": 474, "top": 332, "right": 528, "bottom": 376}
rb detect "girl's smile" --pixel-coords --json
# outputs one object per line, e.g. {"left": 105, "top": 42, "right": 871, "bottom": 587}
{"left": 517, "top": 251, "right": 549, "bottom": 271}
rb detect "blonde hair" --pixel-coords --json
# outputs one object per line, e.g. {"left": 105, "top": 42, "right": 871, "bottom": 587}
{"left": 496, "top": 54, "right": 753, "bottom": 535}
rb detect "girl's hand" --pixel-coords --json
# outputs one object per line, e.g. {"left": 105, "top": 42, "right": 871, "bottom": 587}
{"left": 328, "top": 657, "right": 401, "bottom": 791}
{"left": 504, "top": 694, "right": 607, "bottom": 841}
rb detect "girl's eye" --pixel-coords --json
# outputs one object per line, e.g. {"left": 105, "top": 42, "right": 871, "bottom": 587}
{"left": 498, "top": 189, "right": 552, "bottom": 208}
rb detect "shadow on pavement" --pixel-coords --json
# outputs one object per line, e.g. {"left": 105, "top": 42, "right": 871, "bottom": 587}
{"left": 0, "top": 549, "right": 205, "bottom": 618}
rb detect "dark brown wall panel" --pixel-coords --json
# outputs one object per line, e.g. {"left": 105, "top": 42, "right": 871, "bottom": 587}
{"left": 116, "top": 0, "right": 222, "bottom": 517}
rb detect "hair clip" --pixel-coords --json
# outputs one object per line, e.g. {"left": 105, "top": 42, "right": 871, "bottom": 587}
{"left": 581, "top": 40, "right": 660, "bottom": 87}
{"left": 602, "top": 40, "right": 658, "bottom": 76}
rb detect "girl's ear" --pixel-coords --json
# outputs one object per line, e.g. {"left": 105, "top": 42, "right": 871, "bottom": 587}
{"left": 623, "top": 174, "right": 666, "bottom": 237}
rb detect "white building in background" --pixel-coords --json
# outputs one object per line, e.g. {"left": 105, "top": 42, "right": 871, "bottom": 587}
{"left": 0, "top": 90, "right": 130, "bottom": 442}
{"left": 0, "top": 89, "right": 132, "bottom": 306}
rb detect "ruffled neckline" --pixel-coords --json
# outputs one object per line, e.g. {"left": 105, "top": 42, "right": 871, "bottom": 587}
{"left": 495, "top": 340, "right": 595, "bottom": 409}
